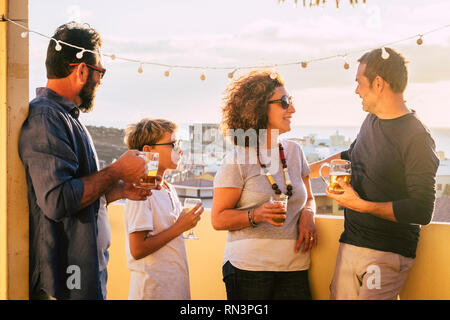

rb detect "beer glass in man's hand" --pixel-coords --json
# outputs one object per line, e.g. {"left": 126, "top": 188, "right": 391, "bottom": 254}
{"left": 319, "top": 159, "right": 352, "bottom": 194}
{"left": 134, "top": 152, "right": 159, "bottom": 188}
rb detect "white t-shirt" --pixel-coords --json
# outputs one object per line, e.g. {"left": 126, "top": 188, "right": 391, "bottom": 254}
{"left": 81, "top": 123, "right": 111, "bottom": 274}
{"left": 97, "top": 195, "right": 110, "bottom": 272}
{"left": 124, "top": 183, "right": 190, "bottom": 300}
{"left": 214, "top": 139, "right": 311, "bottom": 272}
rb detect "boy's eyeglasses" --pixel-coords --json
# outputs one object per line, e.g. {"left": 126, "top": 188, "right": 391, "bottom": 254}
{"left": 268, "top": 95, "right": 293, "bottom": 109}
{"left": 69, "top": 63, "right": 106, "bottom": 79}
{"left": 148, "top": 140, "right": 180, "bottom": 150}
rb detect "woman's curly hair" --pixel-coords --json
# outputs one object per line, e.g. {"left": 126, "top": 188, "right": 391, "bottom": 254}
{"left": 220, "top": 70, "right": 285, "bottom": 145}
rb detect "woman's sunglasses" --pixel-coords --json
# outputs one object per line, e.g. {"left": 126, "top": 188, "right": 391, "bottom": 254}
{"left": 268, "top": 95, "right": 293, "bottom": 109}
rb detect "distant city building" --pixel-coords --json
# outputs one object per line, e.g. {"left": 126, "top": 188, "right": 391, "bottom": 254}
{"left": 311, "top": 177, "right": 345, "bottom": 216}
{"left": 330, "top": 130, "right": 352, "bottom": 147}
{"left": 432, "top": 196, "right": 450, "bottom": 223}
{"left": 436, "top": 160, "right": 450, "bottom": 198}
{"left": 437, "top": 150, "right": 447, "bottom": 161}
{"left": 87, "top": 124, "right": 450, "bottom": 222}
{"left": 172, "top": 172, "right": 215, "bottom": 199}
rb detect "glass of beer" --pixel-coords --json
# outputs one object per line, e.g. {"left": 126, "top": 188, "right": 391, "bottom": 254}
{"left": 134, "top": 151, "right": 159, "bottom": 188}
{"left": 183, "top": 198, "right": 202, "bottom": 240}
{"left": 319, "top": 159, "right": 351, "bottom": 193}
{"left": 270, "top": 194, "right": 288, "bottom": 224}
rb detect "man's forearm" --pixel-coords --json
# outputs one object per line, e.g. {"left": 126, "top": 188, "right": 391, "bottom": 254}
{"left": 357, "top": 200, "right": 397, "bottom": 222}
{"left": 105, "top": 181, "right": 125, "bottom": 205}
{"left": 309, "top": 152, "right": 341, "bottom": 178}
{"left": 80, "top": 165, "right": 120, "bottom": 210}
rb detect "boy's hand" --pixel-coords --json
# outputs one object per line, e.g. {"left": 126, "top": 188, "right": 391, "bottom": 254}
{"left": 176, "top": 203, "right": 204, "bottom": 233}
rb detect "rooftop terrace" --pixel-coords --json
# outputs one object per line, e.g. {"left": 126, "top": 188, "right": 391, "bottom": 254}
{"left": 106, "top": 205, "right": 450, "bottom": 300}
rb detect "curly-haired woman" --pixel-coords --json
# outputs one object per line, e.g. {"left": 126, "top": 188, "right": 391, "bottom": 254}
{"left": 212, "top": 70, "right": 317, "bottom": 300}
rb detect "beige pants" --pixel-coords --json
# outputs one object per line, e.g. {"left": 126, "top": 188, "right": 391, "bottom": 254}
{"left": 330, "top": 243, "right": 415, "bottom": 300}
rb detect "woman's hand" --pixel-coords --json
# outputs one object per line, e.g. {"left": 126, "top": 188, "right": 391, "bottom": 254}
{"left": 253, "top": 201, "right": 287, "bottom": 227}
{"left": 295, "top": 208, "right": 317, "bottom": 253}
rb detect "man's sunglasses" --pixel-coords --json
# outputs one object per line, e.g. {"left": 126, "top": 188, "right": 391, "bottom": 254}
{"left": 148, "top": 140, "right": 180, "bottom": 150}
{"left": 69, "top": 63, "right": 106, "bottom": 79}
{"left": 268, "top": 95, "right": 293, "bottom": 109}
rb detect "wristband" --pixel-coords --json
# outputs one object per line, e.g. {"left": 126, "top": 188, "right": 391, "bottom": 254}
{"left": 248, "top": 209, "right": 257, "bottom": 227}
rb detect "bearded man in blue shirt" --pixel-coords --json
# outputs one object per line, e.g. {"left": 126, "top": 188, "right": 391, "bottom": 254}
{"left": 19, "top": 22, "right": 155, "bottom": 300}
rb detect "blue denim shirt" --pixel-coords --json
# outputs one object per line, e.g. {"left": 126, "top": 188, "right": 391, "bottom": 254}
{"left": 19, "top": 88, "right": 102, "bottom": 299}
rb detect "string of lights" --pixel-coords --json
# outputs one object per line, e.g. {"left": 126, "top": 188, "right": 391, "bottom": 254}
{"left": 2, "top": 15, "right": 450, "bottom": 80}
{"left": 278, "top": 0, "right": 367, "bottom": 9}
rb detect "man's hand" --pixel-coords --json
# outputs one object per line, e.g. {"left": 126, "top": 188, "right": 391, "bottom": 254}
{"left": 105, "top": 176, "right": 162, "bottom": 204}
{"left": 121, "top": 182, "right": 152, "bottom": 201}
{"left": 326, "top": 178, "right": 364, "bottom": 212}
{"left": 326, "top": 178, "right": 397, "bottom": 222}
{"left": 121, "top": 175, "right": 163, "bottom": 201}
{"left": 109, "top": 150, "right": 147, "bottom": 183}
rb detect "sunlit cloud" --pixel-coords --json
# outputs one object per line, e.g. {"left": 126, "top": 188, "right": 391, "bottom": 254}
{"left": 29, "top": 0, "right": 450, "bottom": 133}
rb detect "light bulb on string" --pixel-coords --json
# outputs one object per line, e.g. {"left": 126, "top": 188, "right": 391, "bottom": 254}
{"left": 76, "top": 50, "right": 85, "bottom": 59}
{"left": 381, "top": 47, "right": 390, "bottom": 60}
{"left": 270, "top": 70, "right": 278, "bottom": 80}
{"left": 228, "top": 69, "right": 237, "bottom": 79}
{"left": 4, "top": 15, "right": 447, "bottom": 83}
{"left": 341, "top": 55, "right": 350, "bottom": 70}
{"left": 54, "top": 41, "right": 62, "bottom": 52}
{"left": 417, "top": 35, "right": 423, "bottom": 45}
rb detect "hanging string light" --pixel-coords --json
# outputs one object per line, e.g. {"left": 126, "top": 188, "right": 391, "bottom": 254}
{"left": 343, "top": 60, "right": 350, "bottom": 70}
{"left": 381, "top": 47, "right": 390, "bottom": 60}
{"left": 228, "top": 69, "right": 237, "bottom": 79}
{"left": 416, "top": 35, "right": 423, "bottom": 45}
{"left": 54, "top": 40, "right": 62, "bottom": 52}
{"left": 279, "top": 0, "right": 366, "bottom": 8}
{"left": 76, "top": 49, "right": 85, "bottom": 59}
{"left": 2, "top": 16, "right": 449, "bottom": 81}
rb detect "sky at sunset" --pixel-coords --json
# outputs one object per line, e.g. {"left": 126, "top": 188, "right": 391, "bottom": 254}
{"left": 27, "top": 0, "right": 450, "bottom": 129}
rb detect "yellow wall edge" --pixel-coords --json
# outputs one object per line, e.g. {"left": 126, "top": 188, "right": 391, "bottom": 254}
{"left": 0, "top": 0, "right": 9, "bottom": 300}
{"left": 0, "top": 0, "right": 29, "bottom": 300}
{"left": 107, "top": 206, "right": 450, "bottom": 300}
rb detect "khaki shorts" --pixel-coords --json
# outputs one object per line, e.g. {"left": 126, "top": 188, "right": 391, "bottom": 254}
{"left": 330, "top": 243, "right": 415, "bottom": 300}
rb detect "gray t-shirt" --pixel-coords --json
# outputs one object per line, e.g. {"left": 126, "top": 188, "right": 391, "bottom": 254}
{"left": 214, "top": 139, "right": 312, "bottom": 271}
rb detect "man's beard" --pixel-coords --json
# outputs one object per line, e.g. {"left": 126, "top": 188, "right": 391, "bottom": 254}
{"left": 78, "top": 71, "right": 98, "bottom": 113}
